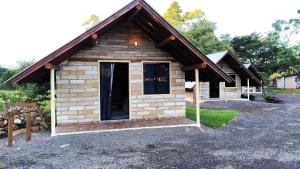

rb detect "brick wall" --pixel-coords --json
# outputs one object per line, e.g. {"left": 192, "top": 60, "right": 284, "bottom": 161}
{"left": 55, "top": 22, "right": 186, "bottom": 124}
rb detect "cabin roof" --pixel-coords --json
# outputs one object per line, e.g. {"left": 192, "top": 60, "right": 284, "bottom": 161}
{"left": 207, "top": 51, "right": 228, "bottom": 64}
{"left": 244, "top": 64, "right": 262, "bottom": 82}
{"left": 243, "top": 64, "right": 251, "bottom": 69}
{"left": 7, "top": 0, "right": 233, "bottom": 84}
{"left": 207, "top": 50, "right": 262, "bottom": 86}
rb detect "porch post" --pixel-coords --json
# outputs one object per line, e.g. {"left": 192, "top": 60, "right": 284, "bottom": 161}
{"left": 50, "top": 68, "right": 56, "bottom": 136}
{"left": 247, "top": 78, "right": 250, "bottom": 100}
{"left": 260, "top": 80, "right": 263, "bottom": 93}
{"left": 195, "top": 69, "right": 200, "bottom": 127}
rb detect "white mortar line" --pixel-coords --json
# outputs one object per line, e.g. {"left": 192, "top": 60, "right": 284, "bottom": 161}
{"left": 53, "top": 124, "right": 198, "bottom": 136}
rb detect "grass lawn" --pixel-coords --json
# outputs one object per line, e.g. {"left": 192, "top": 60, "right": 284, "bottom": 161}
{"left": 186, "top": 106, "right": 239, "bottom": 128}
{"left": 271, "top": 89, "right": 300, "bottom": 95}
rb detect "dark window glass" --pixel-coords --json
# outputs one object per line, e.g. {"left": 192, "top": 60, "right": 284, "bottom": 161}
{"left": 143, "top": 63, "right": 170, "bottom": 94}
{"left": 225, "top": 75, "right": 236, "bottom": 87}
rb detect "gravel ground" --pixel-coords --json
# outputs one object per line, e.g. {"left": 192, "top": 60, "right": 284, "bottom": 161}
{"left": 1, "top": 95, "right": 300, "bottom": 169}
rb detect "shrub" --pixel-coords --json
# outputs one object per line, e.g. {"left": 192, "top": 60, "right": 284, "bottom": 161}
{"left": 17, "top": 83, "right": 49, "bottom": 101}
{"left": 265, "top": 95, "right": 283, "bottom": 104}
{"left": 38, "top": 99, "right": 51, "bottom": 114}
{"left": 0, "top": 83, "right": 50, "bottom": 113}
{"left": 263, "top": 93, "right": 283, "bottom": 104}
{"left": 0, "top": 92, "right": 26, "bottom": 112}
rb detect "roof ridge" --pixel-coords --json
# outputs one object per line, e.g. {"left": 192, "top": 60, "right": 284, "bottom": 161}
{"left": 7, "top": 0, "right": 233, "bottom": 84}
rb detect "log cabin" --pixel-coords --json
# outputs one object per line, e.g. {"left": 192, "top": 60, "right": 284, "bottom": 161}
{"left": 186, "top": 51, "right": 261, "bottom": 101}
{"left": 6, "top": 0, "right": 233, "bottom": 135}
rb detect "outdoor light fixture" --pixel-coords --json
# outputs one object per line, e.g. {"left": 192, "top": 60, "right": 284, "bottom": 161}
{"left": 134, "top": 41, "right": 138, "bottom": 47}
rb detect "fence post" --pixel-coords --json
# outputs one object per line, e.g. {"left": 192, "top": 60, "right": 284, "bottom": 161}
{"left": 7, "top": 115, "right": 13, "bottom": 147}
{"left": 25, "top": 112, "right": 31, "bottom": 141}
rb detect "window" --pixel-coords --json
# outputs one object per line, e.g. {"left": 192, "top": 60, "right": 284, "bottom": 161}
{"left": 225, "top": 75, "right": 236, "bottom": 87}
{"left": 143, "top": 63, "right": 170, "bottom": 94}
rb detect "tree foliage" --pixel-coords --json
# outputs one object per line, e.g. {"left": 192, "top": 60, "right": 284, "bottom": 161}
{"left": 0, "top": 69, "right": 17, "bottom": 89}
{"left": 0, "top": 67, "right": 7, "bottom": 78}
{"left": 163, "top": 1, "right": 299, "bottom": 79}
{"left": 183, "top": 20, "right": 230, "bottom": 54}
{"left": 272, "top": 10, "right": 300, "bottom": 45}
{"left": 16, "top": 59, "right": 35, "bottom": 72}
{"left": 231, "top": 31, "right": 300, "bottom": 76}
{"left": 0, "top": 59, "right": 35, "bottom": 90}
{"left": 163, "top": 0, "right": 202, "bottom": 29}
{"left": 82, "top": 14, "right": 101, "bottom": 30}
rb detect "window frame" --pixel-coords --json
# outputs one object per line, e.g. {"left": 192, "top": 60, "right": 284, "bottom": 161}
{"left": 142, "top": 61, "right": 171, "bottom": 95}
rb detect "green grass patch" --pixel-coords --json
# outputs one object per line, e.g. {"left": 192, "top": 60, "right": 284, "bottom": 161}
{"left": 0, "top": 162, "right": 5, "bottom": 169}
{"left": 271, "top": 89, "right": 300, "bottom": 95}
{"left": 186, "top": 106, "right": 239, "bottom": 128}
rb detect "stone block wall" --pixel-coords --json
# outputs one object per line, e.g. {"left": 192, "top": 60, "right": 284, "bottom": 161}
{"left": 55, "top": 22, "right": 186, "bottom": 124}
{"left": 197, "top": 60, "right": 242, "bottom": 100}
{"left": 219, "top": 82, "right": 241, "bottom": 100}
{"left": 218, "top": 60, "right": 241, "bottom": 100}
{"left": 56, "top": 61, "right": 99, "bottom": 123}
{"left": 130, "top": 61, "right": 185, "bottom": 119}
{"left": 199, "top": 82, "right": 210, "bottom": 100}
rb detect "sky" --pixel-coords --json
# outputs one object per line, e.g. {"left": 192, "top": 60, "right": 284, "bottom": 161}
{"left": 0, "top": 0, "right": 299, "bottom": 67}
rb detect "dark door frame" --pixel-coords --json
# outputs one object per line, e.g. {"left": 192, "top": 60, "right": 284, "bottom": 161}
{"left": 98, "top": 60, "right": 130, "bottom": 121}
{"left": 209, "top": 81, "right": 220, "bottom": 98}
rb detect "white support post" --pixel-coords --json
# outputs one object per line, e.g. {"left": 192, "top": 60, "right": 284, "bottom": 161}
{"left": 199, "top": 79, "right": 201, "bottom": 102}
{"left": 50, "top": 68, "right": 56, "bottom": 136}
{"left": 260, "top": 80, "right": 263, "bottom": 93}
{"left": 195, "top": 69, "right": 200, "bottom": 127}
{"left": 247, "top": 78, "right": 250, "bottom": 100}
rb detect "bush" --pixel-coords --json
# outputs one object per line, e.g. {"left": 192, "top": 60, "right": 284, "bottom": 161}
{"left": 17, "top": 83, "right": 49, "bottom": 101}
{"left": 38, "top": 99, "right": 51, "bottom": 114}
{"left": 265, "top": 95, "right": 283, "bottom": 104}
{"left": 241, "top": 94, "right": 256, "bottom": 101}
{"left": 263, "top": 93, "right": 283, "bottom": 104}
{"left": 0, "top": 92, "right": 26, "bottom": 112}
{"left": 0, "top": 83, "right": 50, "bottom": 113}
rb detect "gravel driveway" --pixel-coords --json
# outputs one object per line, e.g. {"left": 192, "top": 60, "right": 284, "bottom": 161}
{"left": 1, "top": 95, "right": 300, "bottom": 169}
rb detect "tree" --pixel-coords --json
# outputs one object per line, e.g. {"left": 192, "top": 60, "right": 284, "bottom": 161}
{"left": 183, "top": 20, "right": 230, "bottom": 54}
{"left": 219, "top": 34, "right": 232, "bottom": 49}
{"left": 16, "top": 59, "right": 35, "bottom": 72}
{"left": 272, "top": 10, "right": 300, "bottom": 45}
{"left": 0, "top": 69, "right": 17, "bottom": 89}
{"left": 0, "top": 59, "right": 35, "bottom": 90}
{"left": 0, "top": 67, "right": 7, "bottom": 78}
{"left": 231, "top": 33, "right": 279, "bottom": 74}
{"left": 163, "top": 0, "right": 202, "bottom": 29}
{"left": 82, "top": 14, "right": 101, "bottom": 30}
{"left": 231, "top": 31, "right": 300, "bottom": 76}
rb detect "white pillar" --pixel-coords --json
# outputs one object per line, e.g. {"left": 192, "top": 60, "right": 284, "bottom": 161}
{"left": 199, "top": 79, "right": 201, "bottom": 102}
{"left": 260, "top": 80, "right": 263, "bottom": 93}
{"left": 247, "top": 78, "right": 250, "bottom": 100}
{"left": 50, "top": 68, "right": 56, "bottom": 136}
{"left": 195, "top": 69, "right": 200, "bottom": 127}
